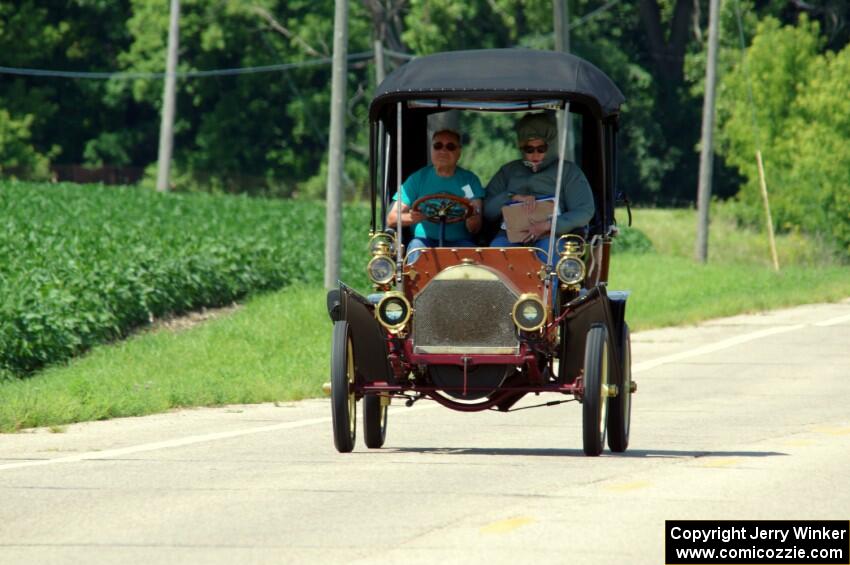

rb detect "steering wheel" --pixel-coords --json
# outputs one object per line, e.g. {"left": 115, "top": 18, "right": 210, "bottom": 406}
{"left": 411, "top": 193, "right": 473, "bottom": 224}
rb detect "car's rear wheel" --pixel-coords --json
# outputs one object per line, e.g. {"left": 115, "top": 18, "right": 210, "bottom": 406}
{"left": 607, "top": 322, "right": 631, "bottom": 453}
{"left": 582, "top": 324, "right": 609, "bottom": 456}
{"left": 331, "top": 321, "right": 356, "bottom": 453}
{"left": 363, "top": 394, "right": 388, "bottom": 448}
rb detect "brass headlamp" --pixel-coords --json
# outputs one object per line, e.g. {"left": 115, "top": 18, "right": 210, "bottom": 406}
{"left": 367, "top": 232, "right": 397, "bottom": 287}
{"left": 555, "top": 234, "right": 586, "bottom": 288}
{"left": 375, "top": 291, "right": 412, "bottom": 333}
{"left": 512, "top": 293, "right": 547, "bottom": 332}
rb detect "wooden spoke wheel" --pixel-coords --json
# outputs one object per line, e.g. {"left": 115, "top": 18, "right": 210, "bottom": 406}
{"left": 331, "top": 321, "right": 356, "bottom": 453}
{"left": 582, "top": 324, "right": 610, "bottom": 456}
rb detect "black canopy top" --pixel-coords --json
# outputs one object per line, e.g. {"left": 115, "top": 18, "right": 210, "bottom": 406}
{"left": 370, "top": 48, "right": 625, "bottom": 120}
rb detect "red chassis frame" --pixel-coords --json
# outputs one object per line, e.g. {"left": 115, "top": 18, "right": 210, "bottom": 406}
{"left": 348, "top": 304, "right": 593, "bottom": 413}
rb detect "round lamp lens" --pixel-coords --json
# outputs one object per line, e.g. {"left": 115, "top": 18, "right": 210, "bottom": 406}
{"left": 514, "top": 298, "right": 544, "bottom": 331}
{"left": 376, "top": 293, "right": 411, "bottom": 331}
{"left": 557, "top": 258, "right": 584, "bottom": 284}
{"left": 368, "top": 257, "right": 395, "bottom": 284}
{"left": 384, "top": 301, "right": 404, "bottom": 322}
{"left": 522, "top": 304, "right": 539, "bottom": 322}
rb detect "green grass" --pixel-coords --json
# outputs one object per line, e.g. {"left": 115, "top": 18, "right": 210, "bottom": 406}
{"left": 608, "top": 202, "right": 850, "bottom": 329}
{"left": 1, "top": 204, "right": 848, "bottom": 432}
{"left": 628, "top": 204, "right": 844, "bottom": 267}
{"left": 0, "top": 286, "right": 330, "bottom": 432}
{"left": 609, "top": 255, "right": 850, "bottom": 330}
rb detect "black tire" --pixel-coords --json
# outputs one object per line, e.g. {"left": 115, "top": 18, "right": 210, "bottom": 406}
{"left": 363, "top": 395, "right": 388, "bottom": 448}
{"left": 582, "top": 324, "right": 609, "bottom": 456}
{"left": 331, "top": 321, "right": 356, "bottom": 453}
{"left": 607, "top": 323, "right": 631, "bottom": 453}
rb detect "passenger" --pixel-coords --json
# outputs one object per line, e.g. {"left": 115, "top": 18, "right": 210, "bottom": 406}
{"left": 386, "top": 129, "right": 484, "bottom": 261}
{"left": 484, "top": 112, "right": 595, "bottom": 255}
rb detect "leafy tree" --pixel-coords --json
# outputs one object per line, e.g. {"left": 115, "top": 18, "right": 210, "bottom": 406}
{"left": 111, "top": 0, "right": 374, "bottom": 196}
{"left": 638, "top": 0, "right": 694, "bottom": 84}
{"left": 0, "top": 1, "right": 136, "bottom": 169}
{"left": 717, "top": 15, "right": 850, "bottom": 254}
{"left": 2, "top": 0, "right": 849, "bottom": 214}
{"left": 0, "top": 110, "right": 52, "bottom": 179}
{"left": 0, "top": 1, "right": 63, "bottom": 174}
{"left": 774, "top": 0, "right": 850, "bottom": 49}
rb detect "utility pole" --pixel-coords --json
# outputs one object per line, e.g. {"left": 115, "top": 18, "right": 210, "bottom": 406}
{"left": 324, "top": 0, "right": 348, "bottom": 289}
{"left": 553, "top": 0, "right": 574, "bottom": 160}
{"left": 156, "top": 0, "right": 180, "bottom": 193}
{"left": 695, "top": 0, "right": 721, "bottom": 263}
{"left": 553, "top": 0, "right": 570, "bottom": 53}
{"left": 374, "top": 37, "right": 386, "bottom": 86}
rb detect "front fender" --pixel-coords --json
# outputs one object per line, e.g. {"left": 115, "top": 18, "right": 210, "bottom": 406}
{"left": 559, "top": 285, "right": 626, "bottom": 383}
{"left": 330, "top": 284, "right": 395, "bottom": 384}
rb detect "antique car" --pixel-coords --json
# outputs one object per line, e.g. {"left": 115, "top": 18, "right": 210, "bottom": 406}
{"left": 326, "top": 48, "right": 634, "bottom": 456}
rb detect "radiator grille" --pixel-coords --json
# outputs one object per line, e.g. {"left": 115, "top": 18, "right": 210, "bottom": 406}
{"left": 413, "top": 267, "right": 518, "bottom": 353}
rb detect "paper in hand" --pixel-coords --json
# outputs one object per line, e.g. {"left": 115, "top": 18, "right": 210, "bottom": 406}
{"left": 501, "top": 199, "right": 555, "bottom": 243}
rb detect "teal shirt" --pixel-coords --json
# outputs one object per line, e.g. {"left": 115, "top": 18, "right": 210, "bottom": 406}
{"left": 396, "top": 165, "right": 484, "bottom": 242}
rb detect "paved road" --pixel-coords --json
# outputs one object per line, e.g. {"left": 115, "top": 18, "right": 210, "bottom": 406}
{"left": 2, "top": 300, "right": 849, "bottom": 564}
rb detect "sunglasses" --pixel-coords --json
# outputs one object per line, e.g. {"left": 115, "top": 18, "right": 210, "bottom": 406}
{"left": 432, "top": 142, "right": 459, "bottom": 151}
{"left": 522, "top": 144, "right": 548, "bottom": 154}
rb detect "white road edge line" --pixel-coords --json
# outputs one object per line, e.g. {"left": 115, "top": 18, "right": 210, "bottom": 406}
{"left": 0, "top": 405, "right": 436, "bottom": 472}
{"left": 632, "top": 324, "right": 806, "bottom": 374}
{"left": 0, "top": 417, "right": 329, "bottom": 472}
{"left": 632, "top": 309, "right": 850, "bottom": 374}
{"left": 814, "top": 312, "right": 850, "bottom": 327}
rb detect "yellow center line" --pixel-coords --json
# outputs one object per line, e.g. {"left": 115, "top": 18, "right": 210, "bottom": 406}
{"left": 604, "top": 480, "right": 652, "bottom": 492}
{"left": 781, "top": 439, "right": 814, "bottom": 447}
{"left": 480, "top": 517, "right": 535, "bottom": 534}
{"left": 813, "top": 426, "right": 850, "bottom": 436}
{"left": 697, "top": 457, "right": 742, "bottom": 468}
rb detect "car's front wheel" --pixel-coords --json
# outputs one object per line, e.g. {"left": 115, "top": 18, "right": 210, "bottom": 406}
{"left": 331, "top": 321, "right": 356, "bottom": 453}
{"left": 582, "top": 324, "right": 609, "bottom": 456}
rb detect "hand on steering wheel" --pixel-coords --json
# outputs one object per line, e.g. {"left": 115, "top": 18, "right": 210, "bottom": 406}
{"left": 410, "top": 193, "right": 473, "bottom": 224}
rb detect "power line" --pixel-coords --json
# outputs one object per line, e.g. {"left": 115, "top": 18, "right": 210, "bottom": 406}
{"left": 383, "top": 48, "right": 415, "bottom": 61}
{"left": 532, "top": 0, "right": 623, "bottom": 44}
{"left": 570, "top": 0, "right": 622, "bottom": 31}
{"left": 1, "top": 0, "right": 619, "bottom": 82}
{"left": 0, "top": 51, "right": 374, "bottom": 80}
{"left": 0, "top": 1, "right": 617, "bottom": 83}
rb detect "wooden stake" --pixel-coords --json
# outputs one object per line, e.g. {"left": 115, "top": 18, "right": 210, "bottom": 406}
{"left": 756, "top": 149, "right": 780, "bottom": 271}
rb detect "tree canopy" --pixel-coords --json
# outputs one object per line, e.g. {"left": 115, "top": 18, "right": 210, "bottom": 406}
{"left": 1, "top": 0, "right": 849, "bottom": 217}
{"left": 717, "top": 14, "right": 850, "bottom": 254}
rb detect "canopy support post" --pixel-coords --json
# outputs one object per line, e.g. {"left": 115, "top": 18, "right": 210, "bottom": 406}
{"left": 543, "top": 102, "right": 571, "bottom": 308}
{"left": 380, "top": 124, "right": 390, "bottom": 231}
{"left": 395, "top": 102, "right": 404, "bottom": 286}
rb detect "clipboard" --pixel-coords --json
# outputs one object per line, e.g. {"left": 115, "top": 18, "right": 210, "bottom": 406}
{"left": 501, "top": 198, "right": 555, "bottom": 243}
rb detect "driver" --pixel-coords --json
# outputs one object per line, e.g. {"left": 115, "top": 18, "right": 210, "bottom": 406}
{"left": 386, "top": 129, "right": 484, "bottom": 261}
